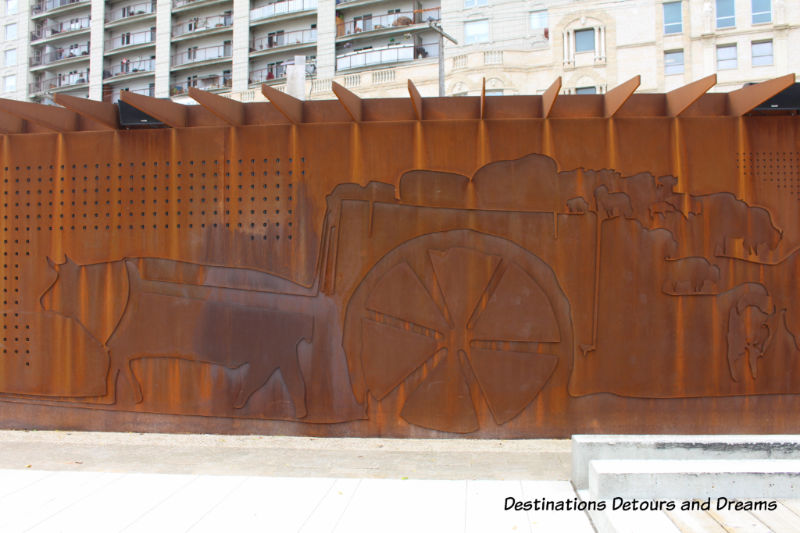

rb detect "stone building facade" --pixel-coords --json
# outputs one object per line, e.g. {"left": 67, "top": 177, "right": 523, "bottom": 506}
{"left": 2, "top": 0, "right": 797, "bottom": 104}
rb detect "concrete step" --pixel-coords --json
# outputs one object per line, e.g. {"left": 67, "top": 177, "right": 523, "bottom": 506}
{"left": 577, "top": 489, "right": 680, "bottom": 533}
{"left": 572, "top": 435, "right": 800, "bottom": 490}
{"left": 588, "top": 459, "right": 800, "bottom": 500}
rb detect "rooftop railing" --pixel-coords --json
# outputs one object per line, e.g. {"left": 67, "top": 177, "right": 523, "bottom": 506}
{"left": 336, "top": 42, "right": 436, "bottom": 71}
{"left": 31, "top": 16, "right": 90, "bottom": 41}
{"left": 250, "top": 0, "right": 316, "bottom": 23}
{"left": 106, "top": 2, "right": 155, "bottom": 23}
{"left": 30, "top": 43, "right": 90, "bottom": 67}
{"left": 30, "top": 69, "right": 90, "bottom": 93}
{"left": 172, "top": 44, "right": 231, "bottom": 67}
{"left": 339, "top": 8, "right": 440, "bottom": 36}
{"left": 103, "top": 58, "right": 155, "bottom": 79}
{"left": 105, "top": 29, "right": 155, "bottom": 51}
{"left": 251, "top": 28, "right": 316, "bottom": 51}
{"left": 172, "top": 14, "right": 232, "bottom": 38}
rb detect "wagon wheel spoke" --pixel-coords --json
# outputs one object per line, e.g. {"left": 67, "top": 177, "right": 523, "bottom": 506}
{"left": 464, "top": 261, "right": 562, "bottom": 424}
{"left": 361, "top": 262, "right": 447, "bottom": 400}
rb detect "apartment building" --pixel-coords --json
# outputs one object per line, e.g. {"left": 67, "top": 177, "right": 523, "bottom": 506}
{"left": 1, "top": 0, "right": 29, "bottom": 101}
{"left": 3, "top": 0, "right": 798, "bottom": 104}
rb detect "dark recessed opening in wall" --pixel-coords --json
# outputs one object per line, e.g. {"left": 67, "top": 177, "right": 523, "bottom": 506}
{"left": 118, "top": 101, "right": 166, "bottom": 128}
{"left": 750, "top": 82, "right": 800, "bottom": 114}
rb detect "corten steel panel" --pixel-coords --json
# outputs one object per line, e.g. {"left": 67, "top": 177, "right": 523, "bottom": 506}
{"left": 1, "top": 78, "right": 800, "bottom": 437}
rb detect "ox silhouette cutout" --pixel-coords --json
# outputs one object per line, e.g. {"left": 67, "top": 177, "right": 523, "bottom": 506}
{"left": 41, "top": 256, "right": 312, "bottom": 418}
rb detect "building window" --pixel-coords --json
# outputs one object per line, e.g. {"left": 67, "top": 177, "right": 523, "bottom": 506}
{"left": 716, "top": 0, "right": 735, "bottom": 28}
{"left": 464, "top": 0, "right": 487, "bottom": 7}
{"left": 665, "top": 49, "right": 684, "bottom": 75}
{"left": 464, "top": 20, "right": 489, "bottom": 44}
{"left": 663, "top": 2, "right": 682, "bottom": 34}
{"left": 752, "top": 0, "right": 771, "bottom": 24}
{"left": 752, "top": 40, "right": 773, "bottom": 66}
{"left": 3, "top": 74, "right": 15, "bottom": 93}
{"left": 485, "top": 89, "right": 503, "bottom": 96}
{"left": 717, "top": 43, "right": 737, "bottom": 69}
{"left": 4, "top": 23, "right": 17, "bottom": 40}
{"left": 574, "top": 28, "right": 595, "bottom": 53}
{"left": 530, "top": 10, "right": 548, "bottom": 36}
{"left": 4, "top": 48, "right": 15, "bottom": 66}
{"left": 575, "top": 86, "right": 596, "bottom": 95}
{"left": 5, "top": 0, "right": 17, "bottom": 15}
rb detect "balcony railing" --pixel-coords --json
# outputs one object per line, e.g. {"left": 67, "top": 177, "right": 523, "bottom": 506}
{"left": 249, "top": 65, "right": 287, "bottom": 84}
{"left": 173, "top": 14, "right": 232, "bottom": 38}
{"left": 31, "top": 16, "right": 90, "bottom": 41}
{"left": 251, "top": 28, "right": 316, "bottom": 51}
{"left": 339, "top": 8, "right": 440, "bottom": 36}
{"left": 106, "top": 29, "right": 155, "bottom": 51}
{"left": 31, "top": 70, "right": 90, "bottom": 93}
{"left": 172, "top": 0, "right": 222, "bottom": 9}
{"left": 249, "top": 59, "right": 315, "bottom": 84}
{"left": 113, "top": 86, "right": 154, "bottom": 102}
{"left": 103, "top": 58, "right": 155, "bottom": 79}
{"left": 32, "top": 0, "right": 89, "bottom": 15}
{"left": 250, "top": 0, "right": 317, "bottom": 23}
{"left": 106, "top": 2, "right": 155, "bottom": 23}
{"left": 30, "top": 43, "right": 90, "bottom": 67}
{"left": 171, "top": 74, "right": 232, "bottom": 95}
{"left": 336, "top": 42, "right": 436, "bottom": 71}
{"left": 172, "top": 44, "right": 231, "bottom": 67}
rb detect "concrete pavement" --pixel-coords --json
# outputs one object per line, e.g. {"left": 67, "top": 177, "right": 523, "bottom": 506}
{"left": 3, "top": 430, "right": 800, "bottom": 532}
{"left": 0, "top": 430, "right": 586, "bottom": 532}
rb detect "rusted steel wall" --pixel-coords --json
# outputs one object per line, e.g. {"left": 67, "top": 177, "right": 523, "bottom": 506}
{"left": 1, "top": 78, "right": 799, "bottom": 437}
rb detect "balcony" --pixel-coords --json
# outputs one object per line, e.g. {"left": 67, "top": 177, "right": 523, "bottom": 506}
{"left": 103, "top": 58, "right": 155, "bottom": 80}
{"left": 172, "top": 0, "right": 230, "bottom": 13}
{"left": 172, "top": 44, "right": 232, "bottom": 69}
{"left": 337, "top": 8, "right": 440, "bottom": 38}
{"left": 250, "top": 0, "right": 317, "bottom": 23}
{"left": 105, "top": 29, "right": 155, "bottom": 53}
{"left": 105, "top": 2, "right": 155, "bottom": 24}
{"left": 30, "top": 70, "right": 90, "bottom": 94}
{"left": 31, "top": 0, "right": 90, "bottom": 17}
{"left": 31, "top": 17, "right": 90, "bottom": 42}
{"left": 251, "top": 28, "right": 316, "bottom": 54}
{"left": 112, "top": 86, "right": 155, "bottom": 103}
{"left": 173, "top": 14, "right": 232, "bottom": 39}
{"left": 30, "top": 43, "right": 90, "bottom": 68}
{"left": 336, "top": 42, "right": 436, "bottom": 71}
{"left": 129, "top": 86, "right": 155, "bottom": 97}
{"left": 249, "top": 64, "right": 286, "bottom": 84}
{"left": 249, "top": 59, "right": 315, "bottom": 84}
{"left": 171, "top": 73, "right": 232, "bottom": 96}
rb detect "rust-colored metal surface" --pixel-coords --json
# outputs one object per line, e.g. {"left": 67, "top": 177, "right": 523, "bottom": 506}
{"left": 1, "top": 75, "right": 800, "bottom": 437}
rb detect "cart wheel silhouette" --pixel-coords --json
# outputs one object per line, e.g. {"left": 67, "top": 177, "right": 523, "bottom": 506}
{"left": 343, "top": 229, "right": 573, "bottom": 433}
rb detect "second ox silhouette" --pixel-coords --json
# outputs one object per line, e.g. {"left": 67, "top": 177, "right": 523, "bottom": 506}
{"left": 41, "top": 257, "right": 312, "bottom": 415}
